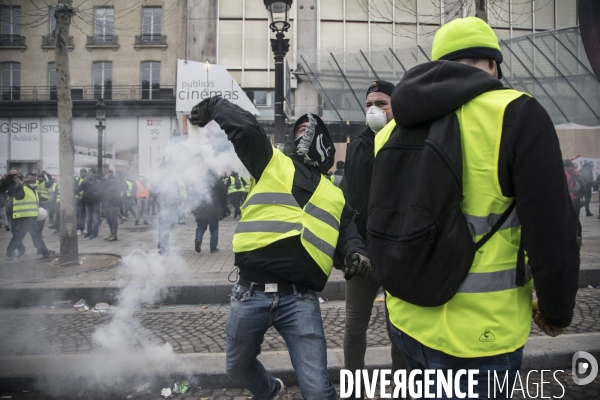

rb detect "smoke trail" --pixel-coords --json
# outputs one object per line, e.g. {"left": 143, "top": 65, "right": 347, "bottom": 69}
{"left": 36, "top": 122, "right": 246, "bottom": 395}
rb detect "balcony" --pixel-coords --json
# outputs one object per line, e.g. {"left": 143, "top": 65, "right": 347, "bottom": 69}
{"left": 86, "top": 35, "right": 119, "bottom": 50}
{"left": 134, "top": 34, "right": 167, "bottom": 50}
{"left": 0, "top": 34, "right": 26, "bottom": 50}
{"left": 41, "top": 35, "right": 74, "bottom": 51}
{"left": 0, "top": 86, "right": 175, "bottom": 102}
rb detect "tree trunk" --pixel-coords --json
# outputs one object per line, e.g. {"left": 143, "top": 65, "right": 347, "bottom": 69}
{"left": 54, "top": 0, "right": 78, "bottom": 266}
{"left": 475, "top": 0, "right": 488, "bottom": 22}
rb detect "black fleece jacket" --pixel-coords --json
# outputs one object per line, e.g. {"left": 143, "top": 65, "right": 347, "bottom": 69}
{"left": 207, "top": 97, "right": 366, "bottom": 291}
{"left": 385, "top": 61, "right": 580, "bottom": 328}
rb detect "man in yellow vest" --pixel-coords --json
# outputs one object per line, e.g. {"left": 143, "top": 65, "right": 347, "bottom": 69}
{"left": 369, "top": 17, "right": 579, "bottom": 398}
{"left": 35, "top": 171, "right": 54, "bottom": 232}
{"left": 225, "top": 171, "right": 247, "bottom": 219}
{"left": 190, "top": 97, "right": 370, "bottom": 400}
{"left": 5, "top": 171, "right": 56, "bottom": 262}
{"left": 120, "top": 174, "right": 137, "bottom": 224}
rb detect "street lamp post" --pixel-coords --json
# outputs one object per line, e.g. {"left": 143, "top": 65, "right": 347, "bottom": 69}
{"left": 264, "top": 0, "right": 292, "bottom": 145}
{"left": 95, "top": 99, "right": 106, "bottom": 176}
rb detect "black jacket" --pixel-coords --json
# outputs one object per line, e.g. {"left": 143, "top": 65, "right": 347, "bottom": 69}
{"left": 340, "top": 127, "right": 375, "bottom": 240}
{"left": 193, "top": 175, "right": 228, "bottom": 220}
{"left": 377, "top": 61, "right": 579, "bottom": 328}
{"left": 100, "top": 178, "right": 126, "bottom": 208}
{"left": 207, "top": 97, "right": 366, "bottom": 291}
{"left": 77, "top": 180, "right": 100, "bottom": 204}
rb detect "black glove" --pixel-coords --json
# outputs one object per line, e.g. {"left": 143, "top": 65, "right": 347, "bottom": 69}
{"left": 189, "top": 98, "right": 214, "bottom": 127}
{"left": 344, "top": 253, "right": 371, "bottom": 280}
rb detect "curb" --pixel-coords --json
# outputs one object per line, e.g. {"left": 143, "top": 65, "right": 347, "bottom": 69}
{"left": 0, "top": 333, "right": 598, "bottom": 394}
{"left": 1, "top": 268, "right": 599, "bottom": 307}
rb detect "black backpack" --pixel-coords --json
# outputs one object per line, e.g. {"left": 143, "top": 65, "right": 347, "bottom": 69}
{"left": 568, "top": 173, "right": 587, "bottom": 198}
{"left": 234, "top": 176, "right": 242, "bottom": 190}
{"left": 367, "top": 113, "right": 523, "bottom": 307}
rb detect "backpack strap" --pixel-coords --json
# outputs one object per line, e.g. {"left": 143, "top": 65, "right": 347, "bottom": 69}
{"left": 474, "top": 201, "right": 516, "bottom": 251}
{"left": 473, "top": 201, "right": 527, "bottom": 287}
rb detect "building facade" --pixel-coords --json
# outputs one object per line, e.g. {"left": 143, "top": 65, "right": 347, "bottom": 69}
{"left": 0, "top": 0, "right": 580, "bottom": 175}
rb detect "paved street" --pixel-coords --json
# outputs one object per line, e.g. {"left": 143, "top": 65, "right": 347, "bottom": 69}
{"left": 0, "top": 206, "right": 599, "bottom": 399}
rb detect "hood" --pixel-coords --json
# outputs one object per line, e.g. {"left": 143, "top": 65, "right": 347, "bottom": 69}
{"left": 392, "top": 61, "right": 504, "bottom": 127}
{"left": 284, "top": 113, "right": 335, "bottom": 174}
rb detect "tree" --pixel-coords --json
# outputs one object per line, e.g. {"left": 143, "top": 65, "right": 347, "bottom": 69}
{"left": 54, "top": 0, "right": 79, "bottom": 266}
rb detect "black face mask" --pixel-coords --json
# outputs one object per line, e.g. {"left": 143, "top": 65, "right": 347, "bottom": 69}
{"left": 295, "top": 113, "right": 334, "bottom": 168}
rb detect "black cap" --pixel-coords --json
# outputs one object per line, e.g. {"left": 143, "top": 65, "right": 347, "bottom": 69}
{"left": 366, "top": 80, "right": 395, "bottom": 98}
{"left": 438, "top": 47, "right": 504, "bottom": 79}
{"left": 336, "top": 160, "right": 345, "bottom": 170}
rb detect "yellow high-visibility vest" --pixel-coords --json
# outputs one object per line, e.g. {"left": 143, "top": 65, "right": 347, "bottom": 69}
{"left": 384, "top": 89, "right": 533, "bottom": 358}
{"left": 13, "top": 186, "right": 39, "bottom": 219}
{"left": 232, "top": 148, "right": 345, "bottom": 277}
{"left": 37, "top": 181, "right": 49, "bottom": 201}
{"left": 228, "top": 176, "right": 246, "bottom": 194}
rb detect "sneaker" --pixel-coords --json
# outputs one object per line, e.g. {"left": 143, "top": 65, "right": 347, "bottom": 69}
{"left": 210, "top": 248, "right": 220, "bottom": 253}
{"left": 135, "top": 220, "right": 139, "bottom": 225}
{"left": 104, "top": 235, "right": 113, "bottom": 241}
{"left": 5, "top": 225, "right": 10, "bottom": 231}
{"left": 143, "top": 221, "right": 149, "bottom": 225}
{"left": 84, "top": 233, "right": 91, "bottom": 238}
{"left": 42, "top": 250, "right": 56, "bottom": 259}
{"left": 52, "top": 229, "right": 59, "bottom": 236}
{"left": 586, "top": 211, "right": 594, "bottom": 217}
{"left": 89, "top": 235, "right": 97, "bottom": 240}
{"left": 195, "top": 240, "right": 201, "bottom": 253}
{"left": 107, "top": 236, "right": 118, "bottom": 242}
{"left": 16, "top": 250, "right": 26, "bottom": 260}
{"left": 77, "top": 230, "right": 81, "bottom": 236}
{"left": 5, "top": 255, "right": 17, "bottom": 263}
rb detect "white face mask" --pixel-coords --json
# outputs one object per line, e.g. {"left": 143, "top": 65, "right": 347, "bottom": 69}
{"left": 366, "top": 105, "right": 389, "bottom": 133}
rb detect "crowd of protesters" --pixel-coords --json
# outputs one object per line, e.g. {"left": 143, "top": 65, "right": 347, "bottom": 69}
{"left": 1, "top": 166, "right": 250, "bottom": 261}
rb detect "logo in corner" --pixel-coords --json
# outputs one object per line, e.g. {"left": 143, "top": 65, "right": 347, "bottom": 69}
{"left": 572, "top": 351, "right": 598, "bottom": 385}
{"left": 479, "top": 329, "right": 496, "bottom": 342}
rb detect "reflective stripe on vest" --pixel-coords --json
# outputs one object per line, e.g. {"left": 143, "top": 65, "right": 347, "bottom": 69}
{"left": 136, "top": 181, "right": 150, "bottom": 199}
{"left": 232, "top": 148, "right": 345, "bottom": 277}
{"left": 37, "top": 181, "right": 49, "bottom": 200}
{"left": 13, "top": 186, "right": 39, "bottom": 218}
{"left": 385, "top": 89, "right": 533, "bottom": 358}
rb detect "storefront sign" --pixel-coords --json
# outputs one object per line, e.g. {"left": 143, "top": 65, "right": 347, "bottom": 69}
{"left": 9, "top": 118, "right": 41, "bottom": 160}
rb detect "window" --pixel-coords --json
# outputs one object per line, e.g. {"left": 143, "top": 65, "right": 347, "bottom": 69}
{"left": 245, "top": 90, "right": 274, "bottom": 106}
{"left": 1, "top": 6, "right": 21, "bottom": 36}
{"left": 141, "top": 61, "right": 160, "bottom": 99}
{"left": 1, "top": 6, "right": 21, "bottom": 45}
{"left": 142, "top": 7, "right": 162, "bottom": 41}
{"left": 93, "top": 62, "right": 112, "bottom": 100}
{"left": 94, "top": 7, "right": 114, "bottom": 41}
{"left": 49, "top": 62, "right": 57, "bottom": 100}
{"left": 1, "top": 62, "right": 20, "bottom": 100}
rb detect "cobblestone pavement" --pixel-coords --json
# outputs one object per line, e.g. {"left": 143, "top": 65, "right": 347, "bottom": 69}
{"left": 1, "top": 369, "right": 599, "bottom": 399}
{"left": 0, "top": 289, "right": 598, "bottom": 356}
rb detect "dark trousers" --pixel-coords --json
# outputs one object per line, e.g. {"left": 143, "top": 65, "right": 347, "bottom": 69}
{"left": 48, "top": 200, "right": 56, "bottom": 222}
{"left": 6, "top": 217, "right": 48, "bottom": 257}
{"left": 344, "top": 270, "right": 407, "bottom": 378}
{"left": 85, "top": 202, "right": 101, "bottom": 236}
{"left": 76, "top": 200, "right": 86, "bottom": 231}
{"left": 572, "top": 198, "right": 583, "bottom": 238}
{"left": 50, "top": 203, "right": 60, "bottom": 230}
{"left": 104, "top": 206, "right": 119, "bottom": 237}
{"left": 229, "top": 192, "right": 244, "bottom": 218}
{"left": 9, "top": 218, "right": 25, "bottom": 255}
{"left": 123, "top": 198, "right": 137, "bottom": 219}
{"left": 158, "top": 208, "right": 176, "bottom": 252}
{"left": 195, "top": 218, "right": 218, "bottom": 251}
{"left": 583, "top": 185, "right": 593, "bottom": 213}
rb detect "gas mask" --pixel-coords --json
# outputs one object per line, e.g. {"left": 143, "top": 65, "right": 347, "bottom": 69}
{"left": 366, "top": 106, "right": 390, "bottom": 133}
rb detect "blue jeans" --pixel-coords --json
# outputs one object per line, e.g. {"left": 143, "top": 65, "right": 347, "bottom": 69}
{"left": 85, "top": 202, "right": 101, "bottom": 236}
{"left": 225, "top": 283, "right": 337, "bottom": 400}
{"left": 195, "top": 218, "right": 218, "bottom": 251}
{"left": 391, "top": 326, "right": 523, "bottom": 399}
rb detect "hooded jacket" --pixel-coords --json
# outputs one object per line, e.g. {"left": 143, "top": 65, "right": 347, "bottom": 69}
{"left": 340, "top": 127, "right": 375, "bottom": 240}
{"left": 376, "top": 61, "right": 579, "bottom": 328}
{"left": 206, "top": 97, "right": 365, "bottom": 291}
